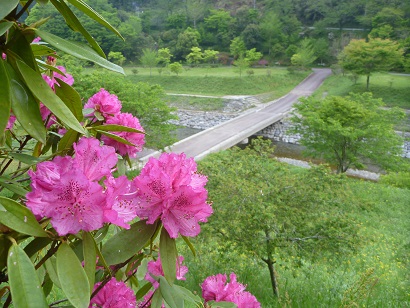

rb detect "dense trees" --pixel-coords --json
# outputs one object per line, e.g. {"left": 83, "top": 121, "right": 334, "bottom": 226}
{"left": 26, "top": 0, "right": 410, "bottom": 69}
{"left": 291, "top": 93, "right": 405, "bottom": 173}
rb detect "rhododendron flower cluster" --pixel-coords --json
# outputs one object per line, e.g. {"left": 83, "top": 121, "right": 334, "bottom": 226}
{"left": 84, "top": 88, "right": 145, "bottom": 158}
{"left": 26, "top": 137, "right": 139, "bottom": 235}
{"left": 89, "top": 277, "right": 136, "bottom": 308}
{"left": 133, "top": 152, "right": 213, "bottom": 238}
{"left": 145, "top": 254, "right": 188, "bottom": 289}
{"left": 201, "top": 273, "right": 261, "bottom": 308}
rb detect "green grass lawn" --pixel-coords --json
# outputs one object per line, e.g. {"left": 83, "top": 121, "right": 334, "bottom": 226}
{"left": 124, "top": 66, "right": 309, "bottom": 97}
{"left": 312, "top": 73, "right": 410, "bottom": 109}
{"left": 165, "top": 95, "right": 225, "bottom": 111}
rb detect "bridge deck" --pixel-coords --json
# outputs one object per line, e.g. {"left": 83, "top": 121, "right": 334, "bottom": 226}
{"left": 139, "top": 68, "right": 332, "bottom": 163}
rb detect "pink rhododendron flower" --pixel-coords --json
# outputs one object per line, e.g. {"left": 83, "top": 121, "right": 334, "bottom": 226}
{"left": 103, "top": 175, "right": 138, "bottom": 229}
{"left": 201, "top": 273, "right": 260, "bottom": 308}
{"left": 133, "top": 153, "right": 212, "bottom": 238}
{"left": 42, "top": 66, "right": 74, "bottom": 90}
{"left": 26, "top": 137, "right": 125, "bottom": 236}
{"left": 84, "top": 88, "right": 122, "bottom": 119}
{"left": 2, "top": 53, "right": 6, "bottom": 60}
{"left": 5, "top": 114, "right": 16, "bottom": 130}
{"left": 101, "top": 112, "right": 145, "bottom": 158}
{"left": 32, "top": 37, "right": 41, "bottom": 43}
{"left": 145, "top": 254, "right": 188, "bottom": 289}
{"left": 89, "top": 277, "right": 136, "bottom": 308}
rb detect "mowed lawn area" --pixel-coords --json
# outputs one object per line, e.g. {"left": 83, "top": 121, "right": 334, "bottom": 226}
{"left": 124, "top": 66, "right": 310, "bottom": 97}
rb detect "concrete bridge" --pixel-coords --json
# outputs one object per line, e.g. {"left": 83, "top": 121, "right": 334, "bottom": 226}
{"left": 138, "top": 68, "right": 332, "bottom": 164}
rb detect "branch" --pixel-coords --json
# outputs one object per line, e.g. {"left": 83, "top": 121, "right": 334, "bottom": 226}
{"left": 15, "top": 0, "right": 35, "bottom": 20}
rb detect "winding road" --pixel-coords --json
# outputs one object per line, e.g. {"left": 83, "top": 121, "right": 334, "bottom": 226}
{"left": 139, "top": 68, "right": 332, "bottom": 163}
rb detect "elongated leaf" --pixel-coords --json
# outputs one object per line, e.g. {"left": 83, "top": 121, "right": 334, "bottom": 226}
{"left": 58, "top": 128, "right": 79, "bottom": 152}
{"left": 56, "top": 243, "right": 90, "bottom": 308}
{"left": 31, "top": 44, "right": 57, "bottom": 57}
{"left": 159, "top": 228, "right": 177, "bottom": 285}
{"left": 151, "top": 288, "right": 163, "bottom": 308}
{"left": 8, "top": 152, "right": 41, "bottom": 165}
{"left": 96, "top": 130, "right": 134, "bottom": 146}
{"left": 0, "top": 59, "right": 11, "bottom": 133}
{"left": 0, "top": 176, "right": 28, "bottom": 196}
{"left": 0, "top": 236, "right": 11, "bottom": 270}
{"left": 159, "top": 276, "right": 184, "bottom": 308}
{"left": 24, "top": 237, "right": 52, "bottom": 258}
{"left": 102, "top": 220, "right": 157, "bottom": 265}
{"left": 0, "top": 197, "right": 48, "bottom": 237}
{"left": 7, "top": 244, "right": 48, "bottom": 308}
{"left": 34, "top": 30, "right": 124, "bottom": 74}
{"left": 92, "top": 124, "right": 145, "bottom": 134}
{"left": 82, "top": 231, "right": 96, "bottom": 294}
{"left": 181, "top": 235, "right": 196, "bottom": 257}
{"left": 0, "top": 0, "right": 19, "bottom": 20}
{"left": 45, "top": 256, "right": 61, "bottom": 289}
{"left": 50, "top": 0, "right": 105, "bottom": 58}
{"left": 6, "top": 62, "right": 46, "bottom": 143}
{"left": 135, "top": 282, "right": 153, "bottom": 300}
{"left": 16, "top": 60, "right": 86, "bottom": 135}
{"left": 65, "top": 0, "right": 123, "bottom": 40}
{"left": 54, "top": 78, "right": 83, "bottom": 121}
{"left": 9, "top": 29, "right": 37, "bottom": 70}
{"left": 174, "top": 285, "right": 202, "bottom": 304}
{"left": 0, "top": 21, "right": 13, "bottom": 36}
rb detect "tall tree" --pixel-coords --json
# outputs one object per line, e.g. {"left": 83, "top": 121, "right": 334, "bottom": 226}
{"left": 140, "top": 48, "right": 159, "bottom": 76}
{"left": 339, "top": 38, "right": 404, "bottom": 89}
{"left": 291, "top": 93, "right": 405, "bottom": 173}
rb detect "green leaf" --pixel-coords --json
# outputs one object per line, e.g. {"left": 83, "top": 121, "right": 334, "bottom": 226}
{"left": 0, "top": 0, "right": 19, "bottom": 21}
{"left": 0, "top": 197, "right": 48, "bottom": 237}
{"left": 8, "top": 152, "right": 41, "bottom": 165}
{"left": 65, "top": 0, "right": 124, "bottom": 40}
{"left": 49, "top": 0, "right": 105, "bottom": 58}
{"left": 31, "top": 44, "right": 57, "bottom": 57}
{"left": 174, "top": 285, "right": 202, "bottom": 304}
{"left": 58, "top": 128, "right": 79, "bottom": 152}
{"left": 24, "top": 237, "right": 52, "bottom": 258}
{"left": 8, "top": 29, "right": 37, "bottom": 70}
{"left": 7, "top": 244, "right": 48, "bottom": 308}
{"left": 56, "top": 243, "right": 90, "bottom": 308}
{"left": 102, "top": 220, "right": 157, "bottom": 265}
{"left": 159, "top": 276, "right": 184, "bottom": 308}
{"left": 95, "top": 129, "right": 135, "bottom": 146}
{"left": 207, "top": 301, "right": 237, "bottom": 308}
{"left": 0, "top": 176, "right": 29, "bottom": 196}
{"left": 82, "top": 231, "right": 96, "bottom": 295}
{"left": 16, "top": 59, "right": 86, "bottom": 135}
{"left": 92, "top": 124, "right": 145, "bottom": 134}
{"left": 54, "top": 78, "right": 83, "bottom": 121}
{"left": 159, "top": 228, "right": 177, "bottom": 285}
{"left": 6, "top": 63, "right": 47, "bottom": 143}
{"left": 151, "top": 288, "right": 164, "bottom": 308}
{"left": 0, "top": 236, "right": 11, "bottom": 270}
{"left": 34, "top": 30, "right": 124, "bottom": 74}
{"left": 181, "top": 235, "right": 196, "bottom": 257}
{"left": 45, "top": 256, "right": 61, "bottom": 289}
{"left": 0, "top": 21, "right": 13, "bottom": 38}
{"left": 0, "top": 59, "right": 11, "bottom": 133}
{"left": 135, "top": 282, "right": 153, "bottom": 300}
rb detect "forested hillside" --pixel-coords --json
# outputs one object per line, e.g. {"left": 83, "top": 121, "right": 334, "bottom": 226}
{"left": 26, "top": 0, "right": 410, "bottom": 68}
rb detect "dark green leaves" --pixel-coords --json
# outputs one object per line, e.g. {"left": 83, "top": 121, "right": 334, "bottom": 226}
{"left": 16, "top": 59, "right": 86, "bottom": 135}
{"left": 0, "top": 0, "right": 19, "bottom": 20}
{"left": 7, "top": 244, "right": 48, "bottom": 308}
{"left": 159, "top": 228, "right": 177, "bottom": 285}
{"left": 0, "top": 197, "right": 48, "bottom": 237}
{"left": 34, "top": 30, "right": 124, "bottom": 74}
{"left": 82, "top": 231, "right": 96, "bottom": 294}
{"left": 57, "top": 243, "right": 90, "bottom": 308}
{"left": 0, "top": 59, "right": 11, "bottom": 133}
{"left": 6, "top": 62, "right": 47, "bottom": 143}
{"left": 0, "top": 21, "right": 13, "bottom": 36}
{"left": 102, "top": 220, "right": 157, "bottom": 265}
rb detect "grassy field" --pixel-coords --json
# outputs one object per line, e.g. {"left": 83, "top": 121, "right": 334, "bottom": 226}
{"left": 164, "top": 95, "right": 225, "bottom": 111}
{"left": 177, "top": 162, "right": 410, "bottom": 307}
{"left": 312, "top": 73, "right": 410, "bottom": 109}
{"left": 124, "top": 66, "right": 309, "bottom": 97}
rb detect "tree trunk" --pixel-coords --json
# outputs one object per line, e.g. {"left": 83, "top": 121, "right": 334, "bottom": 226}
{"left": 262, "top": 229, "right": 279, "bottom": 297}
{"left": 366, "top": 75, "right": 370, "bottom": 90}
